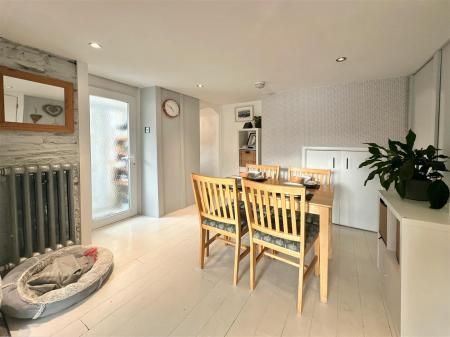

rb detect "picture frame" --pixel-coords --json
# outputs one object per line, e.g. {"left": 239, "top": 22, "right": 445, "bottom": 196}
{"left": 247, "top": 131, "right": 256, "bottom": 148}
{"left": 235, "top": 105, "right": 254, "bottom": 122}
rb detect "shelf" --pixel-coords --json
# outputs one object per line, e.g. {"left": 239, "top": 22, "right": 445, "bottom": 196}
{"left": 115, "top": 135, "right": 128, "bottom": 142}
{"left": 113, "top": 179, "right": 129, "bottom": 186}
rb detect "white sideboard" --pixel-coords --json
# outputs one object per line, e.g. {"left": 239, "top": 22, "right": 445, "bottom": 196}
{"left": 378, "top": 191, "right": 450, "bottom": 337}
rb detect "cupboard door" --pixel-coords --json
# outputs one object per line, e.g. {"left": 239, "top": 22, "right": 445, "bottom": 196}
{"left": 339, "top": 151, "right": 380, "bottom": 231}
{"left": 304, "top": 149, "right": 341, "bottom": 224}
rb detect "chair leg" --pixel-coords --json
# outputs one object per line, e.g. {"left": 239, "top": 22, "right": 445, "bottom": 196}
{"left": 200, "top": 228, "right": 206, "bottom": 269}
{"left": 297, "top": 258, "right": 304, "bottom": 315}
{"left": 233, "top": 235, "right": 241, "bottom": 286}
{"left": 314, "top": 239, "right": 320, "bottom": 277}
{"left": 250, "top": 243, "right": 257, "bottom": 290}
{"left": 205, "top": 231, "right": 210, "bottom": 257}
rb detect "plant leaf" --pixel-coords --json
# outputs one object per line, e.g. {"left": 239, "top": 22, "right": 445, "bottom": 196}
{"left": 388, "top": 139, "right": 398, "bottom": 152}
{"left": 430, "top": 161, "right": 447, "bottom": 171}
{"left": 426, "top": 145, "right": 436, "bottom": 159}
{"left": 359, "top": 158, "right": 378, "bottom": 168}
{"left": 406, "top": 129, "right": 416, "bottom": 150}
{"left": 364, "top": 170, "right": 379, "bottom": 186}
{"left": 368, "top": 146, "right": 381, "bottom": 156}
{"left": 364, "top": 143, "right": 387, "bottom": 151}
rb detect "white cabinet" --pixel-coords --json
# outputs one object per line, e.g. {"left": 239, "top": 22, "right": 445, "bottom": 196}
{"left": 378, "top": 191, "right": 450, "bottom": 336}
{"left": 303, "top": 147, "right": 380, "bottom": 231}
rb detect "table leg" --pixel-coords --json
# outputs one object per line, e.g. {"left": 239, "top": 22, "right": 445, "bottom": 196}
{"left": 319, "top": 207, "right": 330, "bottom": 303}
{"left": 328, "top": 212, "right": 333, "bottom": 259}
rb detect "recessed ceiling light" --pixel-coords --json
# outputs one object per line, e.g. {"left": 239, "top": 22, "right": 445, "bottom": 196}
{"left": 336, "top": 56, "right": 347, "bottom": 62}
{"left": 89, "top": 42, "right": 102, "bottom": 49}
{"left": 6, "top": 85, "right": 13, "bottom": 89}
{"left": 196, "top": 84, "right": 204, "bottom": 88}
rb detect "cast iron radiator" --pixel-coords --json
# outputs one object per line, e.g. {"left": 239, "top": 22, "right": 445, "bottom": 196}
{"left": 0, "top": 164, "right": 78, "bottom": 275}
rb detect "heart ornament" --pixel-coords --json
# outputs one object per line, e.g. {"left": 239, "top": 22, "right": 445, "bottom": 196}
{"left": 42, "top": 104, "right": 64, "bottom": 117}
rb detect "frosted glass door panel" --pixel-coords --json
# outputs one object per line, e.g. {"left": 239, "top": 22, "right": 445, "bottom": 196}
{"left": 90, "top": 95, "right": 131, "bottom": 220}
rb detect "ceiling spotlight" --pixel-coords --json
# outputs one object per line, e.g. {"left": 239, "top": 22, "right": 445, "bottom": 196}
{"left": 336, "top": 56, "right": 347, "bottom": 63}
{"left": 196, "top": 84, "right": 204, "bottom": 88}
{"left": 89, "top": 42, "right": 102, "bottom": 49}
{"left": 254, "top": 81, "right": 266, "bottom": 89}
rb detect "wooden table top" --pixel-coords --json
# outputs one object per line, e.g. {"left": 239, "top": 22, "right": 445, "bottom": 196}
{"left": 236, "top": 178, "right": 334, "bottom": 209}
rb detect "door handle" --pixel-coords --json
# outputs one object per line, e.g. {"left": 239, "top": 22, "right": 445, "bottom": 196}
{"left": 332, "top": 157, "right": 335, "bottom": 169}
{"left": 346, "top": 158, "right": 349, "bottom": 170}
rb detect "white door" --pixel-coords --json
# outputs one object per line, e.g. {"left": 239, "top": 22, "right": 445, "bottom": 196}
{"left": 304, "top": 149, "right": 341, "bottom": 224}
{"left": 89, "top": 88, "right": 138, "bottom": 228}
{"left": 339, "top": 151, "right": 380, "bottom": 231}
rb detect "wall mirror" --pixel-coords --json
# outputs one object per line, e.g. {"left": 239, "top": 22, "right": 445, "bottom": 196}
{"left": 0, "top": 66, "right": 74, "bottom": 133}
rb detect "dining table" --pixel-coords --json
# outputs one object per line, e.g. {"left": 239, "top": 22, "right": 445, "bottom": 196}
{"left": 234, "top": 176, "right": 334, "bottom": 304}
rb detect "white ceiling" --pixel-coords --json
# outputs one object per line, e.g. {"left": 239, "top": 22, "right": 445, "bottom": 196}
{"left": 1, "top": 0, "right": 449, "bottom": 105}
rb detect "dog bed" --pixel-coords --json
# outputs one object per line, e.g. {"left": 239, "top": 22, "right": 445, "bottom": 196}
{"left": 1, "top": 246, "right": 113, "bottom": 319}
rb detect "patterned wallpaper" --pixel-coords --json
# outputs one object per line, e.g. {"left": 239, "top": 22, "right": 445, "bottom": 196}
{"left": 262, "top": 77, "right": 409, "bottom": 167}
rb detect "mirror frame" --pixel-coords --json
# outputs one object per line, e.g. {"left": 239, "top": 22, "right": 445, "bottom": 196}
{"left": 0, "top": 66, "right": 74, "bottom": 133}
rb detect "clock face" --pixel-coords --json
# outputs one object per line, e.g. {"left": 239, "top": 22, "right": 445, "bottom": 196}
{"left": 163, "top": 99, "right": 180, "bottom": 118}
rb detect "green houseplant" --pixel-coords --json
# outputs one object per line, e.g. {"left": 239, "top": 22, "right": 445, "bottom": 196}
{"left": 360, "top": 130, "right": 450, "bottom": 209}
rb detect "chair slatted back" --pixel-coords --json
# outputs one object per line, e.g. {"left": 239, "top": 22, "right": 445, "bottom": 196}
{"left": 288, "top": 167, "right": 331, "bottom": 185}
{"left": 191, "top": 174, "right": 240, "bottom": 226}
{"left": 241, "top": 179, "right": 306, "bottom": 245}
{"left": 246, "top": 164, "right": 280, "bottom": 180}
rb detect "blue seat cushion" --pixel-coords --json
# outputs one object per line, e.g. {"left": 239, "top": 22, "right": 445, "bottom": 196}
{"left": 203, "top": 203, "right": 248, "bottom": 234}
{"left": 305, "top": 213, "right": 320, "bottom": 226}
{"left": 253, "top": 212, "right": 320, "bottom": 252}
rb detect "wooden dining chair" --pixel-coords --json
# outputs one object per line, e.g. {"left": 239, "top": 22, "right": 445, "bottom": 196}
{"left": 288, "top": 167, "right": 333, "bottom": 257}
{"left": 288, "top": 167, "right": 332, "bottom": 185}
{"left": 241, "top": 179, "right": 320, "bottom": 314}
{"left": 191, "top": 174, "right": 250, "bottom": 285}
{"left": 246, "top": 164, "right": 280, "bottom": 180}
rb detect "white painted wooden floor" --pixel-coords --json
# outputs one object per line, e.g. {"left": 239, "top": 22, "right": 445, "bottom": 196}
{"left": 7, "top": 206, "right": 393, "bottom": 337}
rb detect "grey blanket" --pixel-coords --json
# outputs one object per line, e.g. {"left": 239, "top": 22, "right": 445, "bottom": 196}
{"left": 27, "top": 254, "right": 94, "bottom": 296}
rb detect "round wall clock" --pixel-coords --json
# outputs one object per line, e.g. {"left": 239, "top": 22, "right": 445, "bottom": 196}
{"left": 162, "top": 99, "right": 180, "bottom": 118}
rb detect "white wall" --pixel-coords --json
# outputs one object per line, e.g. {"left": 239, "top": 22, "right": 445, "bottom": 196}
{"left": 439, "top": 42, "right": 450, "bottom": 186}
{"left": 262, "top": 78, "right": 409, "bottom": 168}
{"left": 200, "top": 107, "right": 219, "bottom": 176}
{"left": 141, "top": 86, "right": 200, "bottom": 217}
{"left": 77, "top": 61, "right": 92, "bottom": 245}
{"left": 409, "top": 53, "right": 441, "bottom": 148}
{"left": 141, "top": 87, "right": 163, "bottom": 217}
{"left": 181, "top": 94, "right": 200, "bottom": 207}
{"left": 219, "top": 100, "right": 262, "bottom": 176}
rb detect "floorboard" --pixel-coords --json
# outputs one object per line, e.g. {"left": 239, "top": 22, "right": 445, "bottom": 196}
{"left": 7, "top": 206, "right": 392, "bottom": 337}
